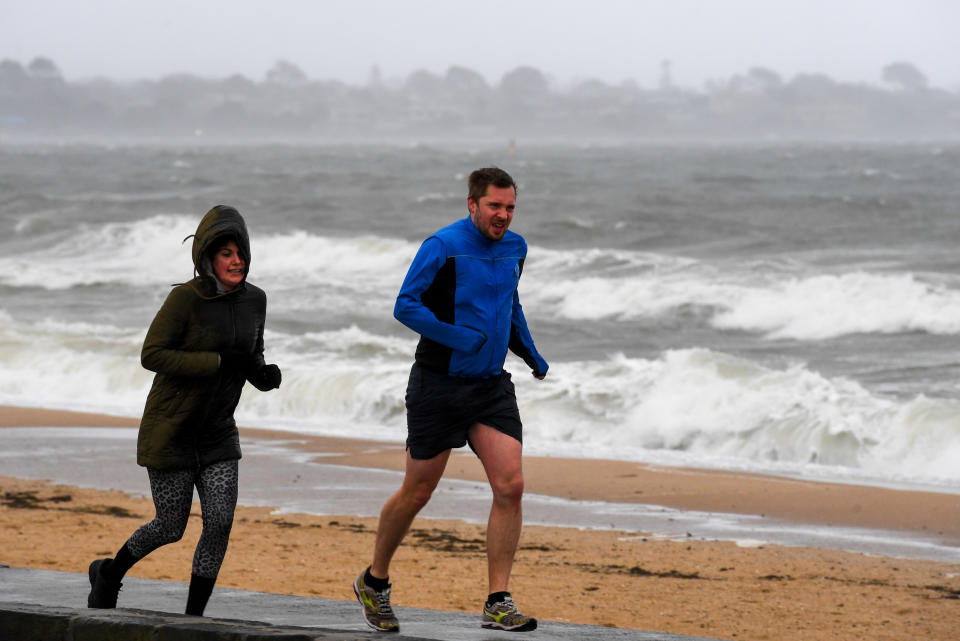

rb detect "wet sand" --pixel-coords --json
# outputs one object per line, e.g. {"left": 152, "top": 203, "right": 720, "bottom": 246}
{"left": 1, "top": 405, "right": 959, "bottom": 640}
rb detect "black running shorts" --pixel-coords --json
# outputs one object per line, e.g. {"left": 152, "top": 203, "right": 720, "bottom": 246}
{"left": 404, "top": 363, "right": 523, "bottom": 460}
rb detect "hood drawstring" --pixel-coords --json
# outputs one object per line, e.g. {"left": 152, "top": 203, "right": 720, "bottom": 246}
{"left": 182, "top": 233, "right": 199, "bottom": 278}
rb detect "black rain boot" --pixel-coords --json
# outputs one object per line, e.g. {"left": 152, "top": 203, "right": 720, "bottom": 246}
{"left": 87, "top": 558, "right": 122, "bottom": 608}
{"left": 185, "top": 574, "right": 217, "bottom": 616}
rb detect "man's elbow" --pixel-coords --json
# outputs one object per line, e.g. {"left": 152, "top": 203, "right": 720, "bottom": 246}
{"left": 393, "top": 297, "right": 415, "bottom": 324}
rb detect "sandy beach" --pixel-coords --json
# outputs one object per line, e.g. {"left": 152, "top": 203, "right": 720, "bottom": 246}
{"left": 1, "top": 405, "right": 959, "bottom": 641}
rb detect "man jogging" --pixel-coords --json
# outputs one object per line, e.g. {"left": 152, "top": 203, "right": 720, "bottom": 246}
{"left": 353, "top": 167, "right": 548, "bottom": 633}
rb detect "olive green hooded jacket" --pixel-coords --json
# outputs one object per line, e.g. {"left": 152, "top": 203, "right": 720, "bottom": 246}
{"left": 136, "top": 205, "right": 271, "bottom": 470}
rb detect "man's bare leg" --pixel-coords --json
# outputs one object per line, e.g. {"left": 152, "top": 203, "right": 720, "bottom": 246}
{"left": 469, "top": 423, "right": 524, "bottom": 593}
{"left": 370, "top": 449, "right": 451, "bottom": 578}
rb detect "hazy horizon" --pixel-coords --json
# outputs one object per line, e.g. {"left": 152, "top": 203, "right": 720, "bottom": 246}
{"left": 4, "top": 0, "right": 959, "bottom": 91}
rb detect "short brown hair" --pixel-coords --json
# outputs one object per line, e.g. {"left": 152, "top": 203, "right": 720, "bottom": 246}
{"left": 468, "top": 167, "right": 517, "bottom": 204}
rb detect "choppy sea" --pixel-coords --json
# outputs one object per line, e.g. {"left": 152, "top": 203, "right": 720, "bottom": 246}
{"left": 2, "top": 141, "right": 960, "bottom": 494}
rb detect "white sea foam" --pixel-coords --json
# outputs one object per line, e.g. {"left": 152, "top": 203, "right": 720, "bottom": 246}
{"left": 516, "top": 349, "right": 960, "bottom": 488}
{"left": 252, "top": 231, "right": 417, "bottom": 311}
{"left": 0, "top": 310, "right": 153, "bottom": 416}
{"left": 711, "top": 272, "right": 960, "bottom": 339}
{"left": 523, "top": 247, "right": 960, "bottom": 339}
{"left": 0, "top": 216, "right": 418, "bottom": 299}
{"left": 8, "top": 217, "right": 960, "bottom": 342}
{"left": 0, "top": 214, "right": 197, "bottom": 289}
{"left": 2, "top": 310, "right": 958, "bottom": 489}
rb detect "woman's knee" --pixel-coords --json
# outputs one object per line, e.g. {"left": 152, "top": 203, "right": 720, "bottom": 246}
{"left": 154, "top": 517, "right": 189, "bottom": 544}
{"left": 200, "top": 507, "right": 235, "bottom": 538}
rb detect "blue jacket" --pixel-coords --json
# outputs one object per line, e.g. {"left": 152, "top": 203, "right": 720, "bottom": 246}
{"left": 394, "top": 216, "right": 548, "bottom": 379}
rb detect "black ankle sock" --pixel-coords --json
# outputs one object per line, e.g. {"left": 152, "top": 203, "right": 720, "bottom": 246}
{"left": 364, "top": 566, "right": 390, "bottom": 591}
{"left": 185, "top": 574, "right": 217, "bottom": 616}
{"left": 487, "top": 591, "right": 511, "bottom": 607}
{"left": 103, "top": 544, "right": 139, "bottom": 581}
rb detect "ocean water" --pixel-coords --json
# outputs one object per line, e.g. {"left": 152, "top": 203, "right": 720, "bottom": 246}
{"left": 2, "top": 141, "right": 960, "bottom": 493}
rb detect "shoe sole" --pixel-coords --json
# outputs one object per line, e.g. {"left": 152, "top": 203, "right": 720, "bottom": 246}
{"left": 482, "top": 620, "right": 539, "bottom": 632}
{"left": 353, "top": 579, "right": 399, "bottom": 633}
{"left": 86, "top": 560, "right": 100, "bottom": 608}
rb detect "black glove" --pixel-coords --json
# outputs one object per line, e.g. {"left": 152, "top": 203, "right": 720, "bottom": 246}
{"left": 254, "top": 363, "right": 282, "bottom": 390}
{"left": 219, "top": 350, "right": 251, "bottom": 375}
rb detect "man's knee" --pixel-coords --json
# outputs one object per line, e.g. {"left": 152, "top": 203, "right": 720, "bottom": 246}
{"left": 491, "top": 472, "right": 524, "bottom": 505}
{"left": 401, "top": 481, "right": 437, "bottom": 511}
{"left": 395, "top": 449, "right": 449, "bottom": 513}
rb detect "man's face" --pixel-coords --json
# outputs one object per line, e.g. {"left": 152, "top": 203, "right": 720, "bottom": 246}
{"left": 468, "top": 185, "right": 516, "bottom": 241}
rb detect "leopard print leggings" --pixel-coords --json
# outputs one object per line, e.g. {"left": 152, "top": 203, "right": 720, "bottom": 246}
{"left": 125, "top": 459, "right": 238, "bottom": 579}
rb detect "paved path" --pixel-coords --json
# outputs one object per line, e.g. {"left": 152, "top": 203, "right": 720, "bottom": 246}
{"left": 0, "top": 565, "right": 727, "bottom": 640}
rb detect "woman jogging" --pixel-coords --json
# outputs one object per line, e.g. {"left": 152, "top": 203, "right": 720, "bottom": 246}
{"left": 86, "top": 204, "right": 281, "bottom": 616}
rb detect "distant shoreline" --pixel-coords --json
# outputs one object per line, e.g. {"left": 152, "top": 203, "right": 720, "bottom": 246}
{"left": 3, "top": 54, "right": 959, "bottom": 143}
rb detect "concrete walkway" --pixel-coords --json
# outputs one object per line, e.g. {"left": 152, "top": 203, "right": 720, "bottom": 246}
{"left": 0, "top": 565, "right": 727, "bottom": 640}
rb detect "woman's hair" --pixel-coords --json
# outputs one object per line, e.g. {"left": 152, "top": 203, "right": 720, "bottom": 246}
{"left": 209, "top": 234, "right": 247, "bottom": 263}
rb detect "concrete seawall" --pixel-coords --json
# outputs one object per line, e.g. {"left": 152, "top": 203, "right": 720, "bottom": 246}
{"left": 0, "top": 566, "right": 723, "bottom": 640}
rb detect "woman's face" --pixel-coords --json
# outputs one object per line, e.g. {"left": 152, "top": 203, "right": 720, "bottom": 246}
{"left": 212, "top": 240, "right": 245, "bottom": 291}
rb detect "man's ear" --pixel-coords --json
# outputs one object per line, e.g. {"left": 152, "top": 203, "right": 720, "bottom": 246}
{"left": 467, "top": 197, "right": 477, "bottom": 215}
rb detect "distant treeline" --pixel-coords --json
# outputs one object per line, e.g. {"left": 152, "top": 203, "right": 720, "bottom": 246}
{"left": 2, "top": 57, "right": 958, "bottom": 142}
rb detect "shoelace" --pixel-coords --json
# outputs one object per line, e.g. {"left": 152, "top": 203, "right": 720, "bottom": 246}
{"left": 490, "top": 600, "right": 519, "bottom": 615}
{"left": 377, "top": 588, "right": 394, "bottom": 615}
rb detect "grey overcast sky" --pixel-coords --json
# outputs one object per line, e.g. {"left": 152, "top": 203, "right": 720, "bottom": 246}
{"left": 3, "top": 0, "right": 958, "bottom": 90}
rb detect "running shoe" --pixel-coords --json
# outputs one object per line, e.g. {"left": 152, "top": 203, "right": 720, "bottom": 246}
{"left": 482, "top": 594, "right": 538, "bottom": 631}
{"left": 353, "top": 570, "right": 399, "bottom": 632}
{"left": 87, "top": 558, "right": 122, "bottom": 608}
